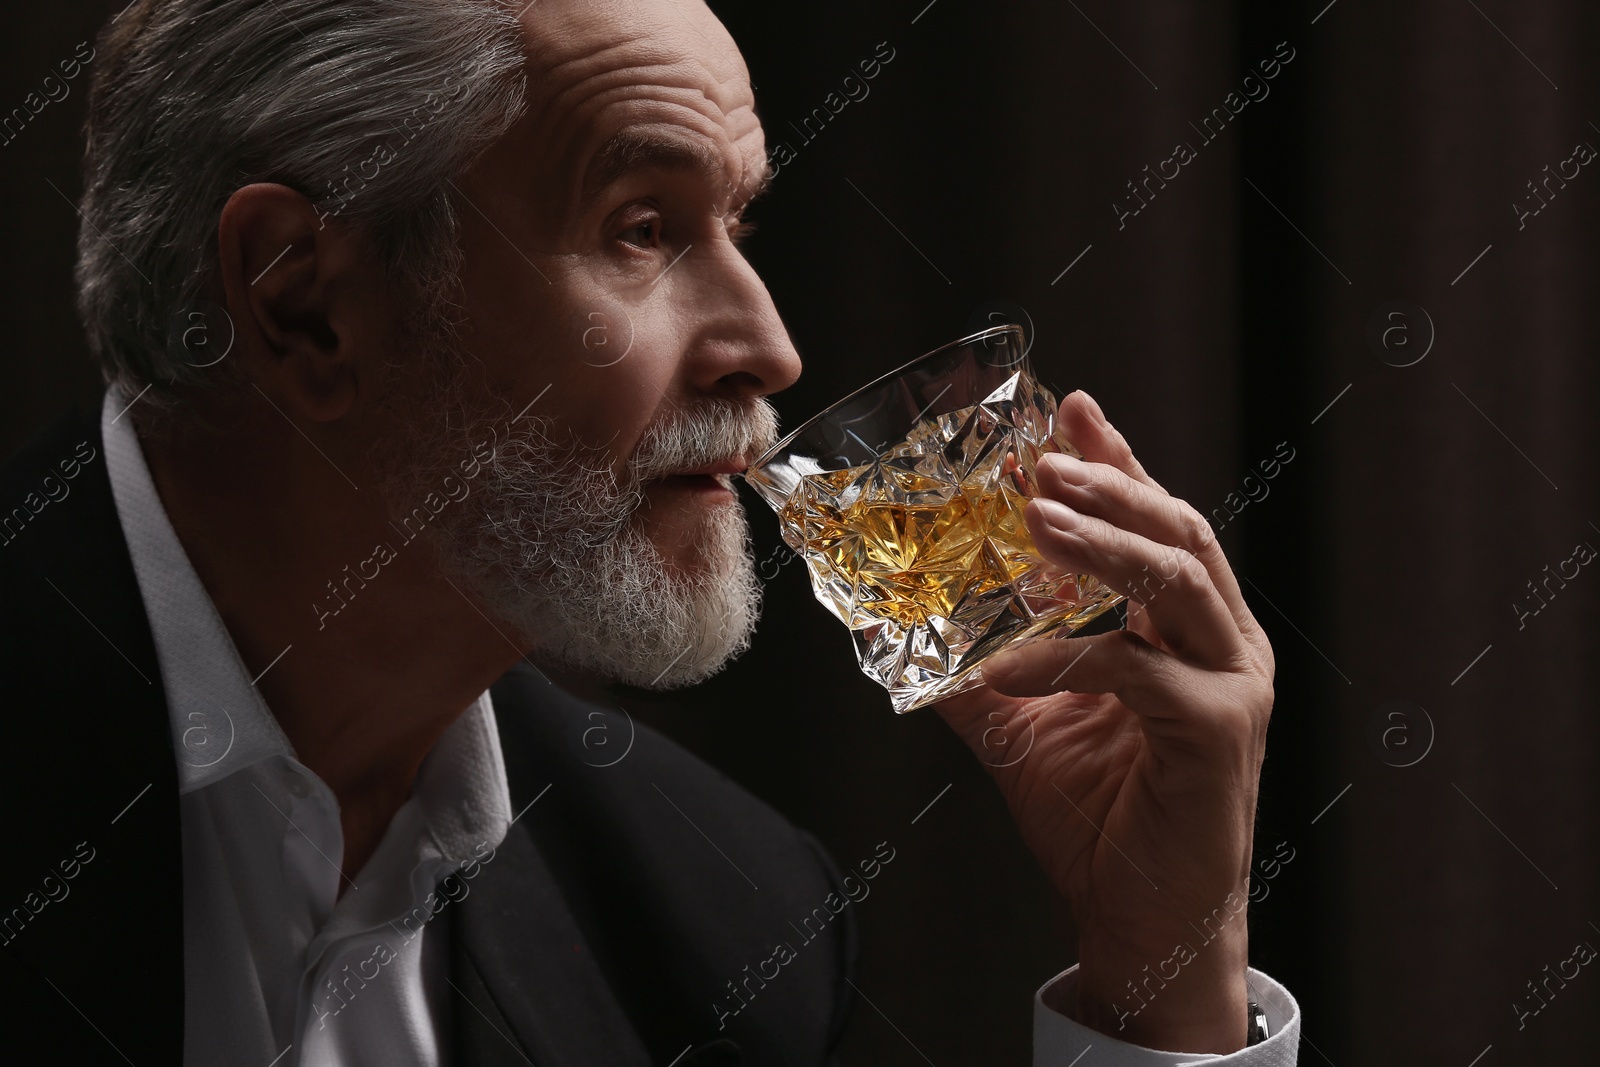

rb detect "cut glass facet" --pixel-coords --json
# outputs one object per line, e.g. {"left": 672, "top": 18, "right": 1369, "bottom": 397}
{"left": 765, "top": 366, "right": 1123, "bottom": 712}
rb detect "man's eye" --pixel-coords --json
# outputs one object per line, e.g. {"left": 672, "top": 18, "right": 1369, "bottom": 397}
{"left": 617, "top": 216, "right": 661, "bottom": 249}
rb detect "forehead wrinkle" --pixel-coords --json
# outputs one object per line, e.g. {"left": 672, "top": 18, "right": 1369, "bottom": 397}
{"left": 512, "top": 6, "right": 764, "bottom": 228}
{"left": 521, "top": 1, "right": 750, "bottom": 109}
{"left": 545, "top": 82, "right": 764, "bottom": 217}
{"left": 527, "top": 23, "right": 750, "bottom": 133}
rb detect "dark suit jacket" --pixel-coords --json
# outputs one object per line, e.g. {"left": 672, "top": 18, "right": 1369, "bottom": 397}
{"left": 0, "top": 400, "right": 858, "bottom": 1065}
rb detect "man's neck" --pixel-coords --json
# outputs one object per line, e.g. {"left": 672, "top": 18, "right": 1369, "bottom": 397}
{"left": 140, "top": 403, "right": 525, "bottom": 884}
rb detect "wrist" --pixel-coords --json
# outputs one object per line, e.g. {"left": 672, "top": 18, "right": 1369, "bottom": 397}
{"left": 1072, "top": 916, "right": 1251, "bottom": 1052}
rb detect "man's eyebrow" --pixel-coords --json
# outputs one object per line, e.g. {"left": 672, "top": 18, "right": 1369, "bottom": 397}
{"left": 578, "top": 129, "right": 770, "bottom": 214}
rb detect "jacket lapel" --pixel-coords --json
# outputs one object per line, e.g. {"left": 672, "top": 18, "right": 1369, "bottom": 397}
{"left": 449, "top": 800, "right": 653, "bottom": 1067}
{"left": 0, "top": 401, "right": 183, "bottom": 1063}
{"left": 448, "top": 929, "right": 540, "bottom": 1067}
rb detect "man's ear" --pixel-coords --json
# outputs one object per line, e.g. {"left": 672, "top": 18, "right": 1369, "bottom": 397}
{"left": 217, "top": 183, "right": 380, "bottom": 422}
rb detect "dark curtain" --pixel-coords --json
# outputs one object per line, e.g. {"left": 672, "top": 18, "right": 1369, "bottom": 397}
{"left": 3, "top": 2, "right": 1595, "bottom": 1063}
{"left": 1311, "top": 2, "right": 1600, "bottom": 1063}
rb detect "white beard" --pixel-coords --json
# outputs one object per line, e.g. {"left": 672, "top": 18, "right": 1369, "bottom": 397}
{"left": 373, "top": 341, "right": 779, "bottom": 689}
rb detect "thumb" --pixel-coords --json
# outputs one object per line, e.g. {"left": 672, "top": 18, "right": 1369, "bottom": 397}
{"left": 983, "top": 628, "right": 1161, "bottom": 699}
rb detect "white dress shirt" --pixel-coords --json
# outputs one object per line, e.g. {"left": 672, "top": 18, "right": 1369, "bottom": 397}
{"left": 103, "top": 389, "right": 511, "bottom": 1067}
{"left": 101, "top": 387, "right": 1300, "bottom": 1065}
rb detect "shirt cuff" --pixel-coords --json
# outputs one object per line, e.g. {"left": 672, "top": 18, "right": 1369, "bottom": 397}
{"left": 1033, "top": 964, "right": 1300, "bottom": 1066}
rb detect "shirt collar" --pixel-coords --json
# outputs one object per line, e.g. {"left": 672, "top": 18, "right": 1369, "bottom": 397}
{"left": 413, "top": 687, "right": 511, "bottom": 866}
{"left": 102, "top": 387, "right": 293, "bottom": 792}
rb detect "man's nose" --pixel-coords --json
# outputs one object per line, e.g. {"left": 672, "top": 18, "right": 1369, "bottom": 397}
{"left": 680, "top": 244, "right": 802, "bottom": 400}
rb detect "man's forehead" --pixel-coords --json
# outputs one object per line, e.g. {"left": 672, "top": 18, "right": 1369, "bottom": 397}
{"left": 517, "top": 0, "right": 748, "bottom": 94}
{"left": 509, "top": 0, "right": 764, "bottom": 206}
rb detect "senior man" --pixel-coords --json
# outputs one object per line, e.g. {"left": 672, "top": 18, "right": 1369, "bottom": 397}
{"left": 0, "top": 0, "right": 1300, "bottom": 1063}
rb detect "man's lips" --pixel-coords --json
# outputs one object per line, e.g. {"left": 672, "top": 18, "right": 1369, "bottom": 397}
{"left": 674, "top": 458, "right": 748, "bottom": 476}
{"left": 639, "top": 458, "right": 747, "bottom": 502}
{"left": 650, "top": 462, "right": 742, "bottom": 498}
{"left": 660, "top": 473, "right": 734, "bottom": 487}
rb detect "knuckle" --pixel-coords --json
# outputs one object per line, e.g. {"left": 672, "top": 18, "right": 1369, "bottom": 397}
{"left": 1225, "top": 643, "right": 1265, "bottom": 681}
{"left": 1254, "top": 631, "right": 1277, "bottom": 684}
{"left": 1207, "top": 679, "right": 1272, "bottom": 755}
{"left": 1075, "top": 470, "right": 1109, "bottom": 508}
{"left": 1227, "top": 712, "right": 1267, "bottom": 766}
{"left": 1245, "top": 681, "right": 1275, "bottom": 753}
{"left": 1167, "top": 548, "right": 1207, "bottom": 594}
{"left": 1174, "top": 499, "right": 1216, "bottom": 553}
{"left": 1085, "top": 459, "right": 1122, "bottom": 493}
{"left": 1105, "top": 627, "right": 1150, "bottom": 665}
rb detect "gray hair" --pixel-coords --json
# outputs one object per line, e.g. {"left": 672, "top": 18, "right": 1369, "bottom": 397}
{"left": 74, "top": 0, "right": 528, "bottom": 413}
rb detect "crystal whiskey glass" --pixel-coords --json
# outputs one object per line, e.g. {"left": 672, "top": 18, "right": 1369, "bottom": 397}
{"left": 741, "top": 324, "right": 1125, "bottom": 712}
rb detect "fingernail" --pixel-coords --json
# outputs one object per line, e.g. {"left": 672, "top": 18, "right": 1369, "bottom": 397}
{"left": 1075, "top": 389, "right": 1110, "bottom": 426}
{"left": 1033, "top": 497, "right": 1080, "bottom": 531}
{"left": 985, "top": 649, "right": 1020, "bottom": 675}
{"left": 1044, "top": 452, "right": 1090, "bottom": 485}
{"left": 989, "top": 634, "right": 1048, "bottom": 670}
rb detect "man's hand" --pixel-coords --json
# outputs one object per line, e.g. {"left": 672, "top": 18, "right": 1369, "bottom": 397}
{"left": 932, "top": 389, "right": 1275, "bottom": 1053}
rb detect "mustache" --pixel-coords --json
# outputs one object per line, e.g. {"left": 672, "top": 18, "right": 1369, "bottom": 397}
{"left": 628, "top": 396, "right": 780, "bottom": 483}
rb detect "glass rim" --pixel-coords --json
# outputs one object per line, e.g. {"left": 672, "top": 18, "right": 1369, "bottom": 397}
{"left": 743, "top": 322, "right": 1026, "bottom": 475}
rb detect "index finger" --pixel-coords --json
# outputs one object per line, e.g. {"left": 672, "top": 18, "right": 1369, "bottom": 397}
{"left": 1053, "top": 390, "right": 1257, "bottom": 642}
{"left": 1056, "top": 389, "right": 1166, "bottom": 493}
